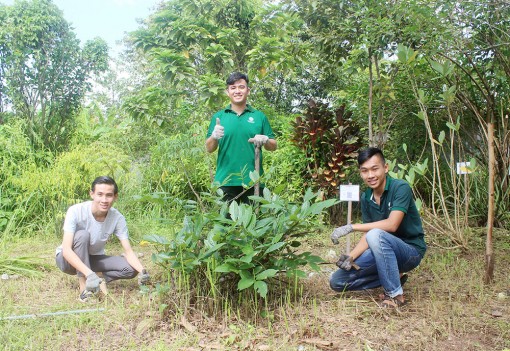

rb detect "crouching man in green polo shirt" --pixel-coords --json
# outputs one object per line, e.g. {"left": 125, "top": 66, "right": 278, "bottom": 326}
{"left": 206, "top": 72, "right": 277, "bottom": 204}
{"left": 329, "top": 147, "right": 426, "bottom": 308}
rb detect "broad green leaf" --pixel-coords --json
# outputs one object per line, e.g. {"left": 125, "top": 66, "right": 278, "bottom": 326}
{"left": 238, "top": 277, "right": 255, "bottom": 290}
{"left": 241, "top": 206, "right": 254, "bottom": 228}
{"left": 306, "top": 255, "right": 325, "bottom": 264}
{"left": 430, "top": 60, "right": 444, "bottom": 75}
{"left": 415, "top": 198, "right": 422, "bottom": 212}
{"left": 239, "top": 269, "right": 253, "bottom": 280}
{"left": 249, "top": 170, "right": 260, "bottom": 183}
{"left": 418, "top": 89, "right": 426, "bottom": 104}
{"left": 302, "top": 188, "right": 316, "bottom": 202}
{"left": 240, "top": 251, "right": 257, "bottom": 263}
{"left": 307, "top": 198, "right": 338, "bottom": 215}
{"left": 199, "top": 243, "right": 225, "bottom": 260}
{"left": 446, "top": 119, "right": 460, "bottom": 131}
{"left": 396, "top": 44, "right": 408, "bottom": 63}
{"left": 242, "top": 245, "right": 255, "bottom": 256}
{"left": 214, "top": 263, "right": 237, "bottom": 273}
{"left": 229, "top": 201, "right": 240, "bottom": 221}
{"left": 438, "top": 130, "right": 445, "bottom": 144}
{"left": 408, "top": 49, "right": 418, "bottom": 63}
{"left": 254, "top": 280, "right": 268, "bottom": 298}
{"left": 265, "top": 242, "right": 286, "bottom": 254}
{"left": 143, "top": 234, "right": 171, "bottom": 245}
{"left": 256, "top": 269, "right": 278, "bottom": 280}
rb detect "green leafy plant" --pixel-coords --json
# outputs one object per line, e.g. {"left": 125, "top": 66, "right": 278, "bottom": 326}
{"left": 144, "top": 187, "right": 336, "bottom": 299}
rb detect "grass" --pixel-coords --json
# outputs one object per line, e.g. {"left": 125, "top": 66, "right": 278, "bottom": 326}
{"left": 1, "top": 229, "right": 509, "bottom": 351}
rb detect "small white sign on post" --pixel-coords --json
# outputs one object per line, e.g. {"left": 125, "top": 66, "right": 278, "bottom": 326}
{"left": 339, "top": 184, "right": 360, "bottom": 202}
{"left": 456, "top": 162, "right": 472, "bottom": 175}
{"left": 339, "top": 184, "right": 360, "bottom": 255}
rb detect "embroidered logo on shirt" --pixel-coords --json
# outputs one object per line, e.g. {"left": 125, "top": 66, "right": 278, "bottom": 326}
{"left": 247, "top": 117, "right": 255, "bottom": 124}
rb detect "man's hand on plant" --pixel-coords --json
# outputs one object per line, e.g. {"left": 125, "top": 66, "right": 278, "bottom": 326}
{"left": 330, "top": 224, "right": 353, "bottom": 244}
{"left": 85, "top": 272, "right": 102, "bottom": 293}
{"left": 138, "top": 269, "right": 150, "bottom": 285}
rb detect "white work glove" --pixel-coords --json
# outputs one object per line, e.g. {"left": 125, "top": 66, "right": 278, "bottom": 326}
{"left": 336, "top": 254, "right": 355, "bottom": 270}
{"left": 249, "top": 134, "right": 269, "bottom": 147}
{"left": 330, "top": 224, "right": 354, "bottom": 244}
{"left": 211, "top": 118, "right": 224, "bottom": 140}
{"left": 85, "top": 272, "right": 102, "bottom": 293}
{"left": 138, "top": 269, "right": 150, "bottom": 285}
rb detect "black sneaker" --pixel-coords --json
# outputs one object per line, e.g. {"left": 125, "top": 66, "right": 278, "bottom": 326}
{"left": 78, "top": 289, "right": 93, "bottom": 303}
{"left": 400, "top": 273, "right": 409, "bottom": 286}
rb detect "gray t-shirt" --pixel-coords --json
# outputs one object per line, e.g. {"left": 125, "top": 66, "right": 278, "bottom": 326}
{"left": 55, "top": 201, "right": 128, "bottom": 256}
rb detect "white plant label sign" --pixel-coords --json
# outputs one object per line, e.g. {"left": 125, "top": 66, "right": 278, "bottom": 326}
{"left": 457, "top": 162, "right": 472, "bottom": 175}
{"left": 339, "top": 184, "right": 360, "bottom": 202}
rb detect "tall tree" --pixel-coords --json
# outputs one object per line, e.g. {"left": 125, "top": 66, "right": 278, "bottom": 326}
{"left": 0, "top": 0, "right": 108, "bottom": 150}
{"left": 124, "top": 0, "right": 322, "bottom": 125}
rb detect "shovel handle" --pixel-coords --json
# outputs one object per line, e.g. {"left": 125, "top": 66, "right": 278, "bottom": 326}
{"left": 254, "top": 145, "right": 260, "bottom": 196}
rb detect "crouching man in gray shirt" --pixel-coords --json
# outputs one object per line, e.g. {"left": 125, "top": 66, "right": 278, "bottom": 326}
{"left": 56, "top": 176, "right": 149, "bottom": 302}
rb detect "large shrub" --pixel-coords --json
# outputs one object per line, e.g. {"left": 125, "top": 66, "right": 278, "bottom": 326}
{"left": 4, "top": 141, "right": 131, "bottom": 237}
{"left": 145, "top": 187, "right": 336, "bottom": 307}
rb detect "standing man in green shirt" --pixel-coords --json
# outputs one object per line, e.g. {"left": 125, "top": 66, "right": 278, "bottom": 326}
{"left": 329, "top": 147, "right": 426, "bottom": 308}
{"left": 206, "top": 72, "right": 277, "bottom": 204}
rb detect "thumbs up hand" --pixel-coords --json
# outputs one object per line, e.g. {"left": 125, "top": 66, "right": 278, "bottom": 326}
{"left": 212, "top": 118, "right": 224, "bottom": 140}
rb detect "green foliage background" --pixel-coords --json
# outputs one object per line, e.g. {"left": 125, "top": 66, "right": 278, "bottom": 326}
{"left": 1, "top": 0, "right": 510, "bottom": 296}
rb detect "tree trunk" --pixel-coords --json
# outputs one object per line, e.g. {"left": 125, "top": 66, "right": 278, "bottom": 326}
{"left": 484, "top": 118, "right": 495, "bottom": 284}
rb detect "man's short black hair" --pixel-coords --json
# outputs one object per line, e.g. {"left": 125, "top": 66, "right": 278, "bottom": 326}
{"left": 357, "top": 147, "right": 386, "bottom": 167}
{"left": 226, "top": 72, "right": 249, "bottom": 86}
{"left": 91, "top": 176, "right": 118, "bottom": 194}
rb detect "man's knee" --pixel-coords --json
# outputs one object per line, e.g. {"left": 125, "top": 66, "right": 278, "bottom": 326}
{"left": 124, "top": 265, "right": 138, "bottom": 279}
{"left": 55, "top": 253, "right": 77, "bottom": 275}
{"left": 105, "top": 263, "right": 137, "bottom": 282}
{"left": 329, "top": 271, "right": 349, "bottom": 292}
{"left": 365, "top": 228, "right": 385, "bottom": 247}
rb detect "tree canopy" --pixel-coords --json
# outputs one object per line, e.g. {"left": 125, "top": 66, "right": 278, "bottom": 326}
{"left": 0, "top": 0, "right": 109, "bottom": 150}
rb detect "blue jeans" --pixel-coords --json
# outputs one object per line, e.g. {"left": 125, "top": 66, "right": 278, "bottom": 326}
{"left": 329, "top": 229, "right": 423, "bottom": 297}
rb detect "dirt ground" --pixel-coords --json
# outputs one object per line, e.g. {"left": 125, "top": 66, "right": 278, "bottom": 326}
{"left": 1, "top": 234, "right": 510, "bottom": 351}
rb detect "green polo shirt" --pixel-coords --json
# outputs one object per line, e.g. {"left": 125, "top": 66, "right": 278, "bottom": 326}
{"left": 361, "top": 175, "right": 426, "bottom": 257}
{"left": 206, "top": 104, "right": 275, "bottom": 186}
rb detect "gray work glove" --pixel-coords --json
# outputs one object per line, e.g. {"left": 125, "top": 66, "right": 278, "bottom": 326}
{"left": 85, "top": 272, "right": 102, "bottom": 293}
{"left": 330, "top": 224, "right": 354, "bottom": 244}
{"left": 138, "top": 269, "right": 150, "bottom": 285}
{"left": 211, "top": 118, "right": 224, "bottom": 140}
{"left": 336, "top": 254, "right": 355, "bottom": 271}
{"left": 249, "top": 134, "right": 269, "bottom": 147}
